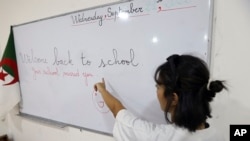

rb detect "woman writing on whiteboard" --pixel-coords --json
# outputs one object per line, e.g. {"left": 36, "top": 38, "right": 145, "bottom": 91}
{"left": 94, "top": 54, "right": 227, "bottom": 141}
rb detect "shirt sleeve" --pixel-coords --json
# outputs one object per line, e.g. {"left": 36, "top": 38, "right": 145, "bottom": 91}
{"left": 112, "top": 109, "right": 161, "bottom": 141}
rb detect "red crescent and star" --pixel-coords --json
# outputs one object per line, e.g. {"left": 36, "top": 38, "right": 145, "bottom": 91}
{"left": 0, "top": 58, "right": 19, "bottom": 85}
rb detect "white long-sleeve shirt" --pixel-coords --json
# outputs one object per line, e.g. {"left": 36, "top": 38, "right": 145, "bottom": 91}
{"left": 113, "top": 109, "right": 225, "bottom": 141}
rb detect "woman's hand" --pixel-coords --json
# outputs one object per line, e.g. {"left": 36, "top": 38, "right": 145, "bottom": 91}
{"left": 93, "top": 78, "right": 125, "bottom": 117}
{"left": 94, "top": 78, "right": 106, "bottom": 93}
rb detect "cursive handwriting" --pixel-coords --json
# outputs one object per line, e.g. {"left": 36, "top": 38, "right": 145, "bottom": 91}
{"left": 32, "top": 67, "right": 41, "bottom": 80}
{"left": 82, "top": 72, "right": 93, "bottom": 86}
{"left": 53, "top": 47, "right": 74, "bottom": 66}
{"left": 107, "top": 3, "right": 144, "bottom": 21}
{"left": 71, "top": 11, "right": 104, "bottom": 26}
{"left": 43, "top": 67, "right": 59, "bottom": 76}
{"left": 98, "top": 49, "right": 139, "bottom": 68}
{"left": 80, "top": 52, "right": 91, "bottom": 66}
{"left": 119, "top": 3, "right": 143, "bottom": 14}
{"left": 63, "top": 69, "right": 80, "bottom": 77}
{"left": 71, "top": 2, "right": 144, "bottom": 26}
{"left": 19, "top": 49, "right": 48, "bottom": 64}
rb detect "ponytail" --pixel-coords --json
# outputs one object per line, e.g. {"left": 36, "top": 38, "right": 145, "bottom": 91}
{"left": 206, "top": 80, "right": 227, "bottom": 102}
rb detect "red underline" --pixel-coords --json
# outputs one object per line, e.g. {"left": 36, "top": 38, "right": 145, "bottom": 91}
{"left": 159, "top": 5, "right": 197, "bottom": 12}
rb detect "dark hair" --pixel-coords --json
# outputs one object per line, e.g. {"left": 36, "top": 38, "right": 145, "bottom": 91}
{"left": 154, "top": 54, "right": 227, "bottom": 132}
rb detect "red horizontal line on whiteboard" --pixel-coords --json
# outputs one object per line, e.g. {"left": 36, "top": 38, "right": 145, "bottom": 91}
{"left": 159, "top": 5, "right": 196, "bottom": 12}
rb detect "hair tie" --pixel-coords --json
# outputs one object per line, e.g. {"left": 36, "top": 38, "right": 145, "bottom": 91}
{"left": 207, "top": 79, "right": 212, "bottom": 91}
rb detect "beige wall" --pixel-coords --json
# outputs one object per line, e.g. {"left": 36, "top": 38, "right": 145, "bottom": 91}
{"left": 0, "top": 0, "right": 250, "bottom": 141}
{"left": 209, "top": 1, "right": 250, "bottom": 141}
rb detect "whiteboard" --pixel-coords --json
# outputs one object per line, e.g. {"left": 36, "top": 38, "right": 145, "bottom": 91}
{"left": 13, "top": 0, "right": 213, "bottom": 135}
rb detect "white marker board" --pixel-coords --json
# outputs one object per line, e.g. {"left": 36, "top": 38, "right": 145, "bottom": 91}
{"left": 13, "top": 0, "right": 213, "bottom": 135}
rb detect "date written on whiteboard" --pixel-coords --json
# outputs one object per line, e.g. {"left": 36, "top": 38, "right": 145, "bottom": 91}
{"left": 70, "top": 2, "right": 144, "bottom": 26}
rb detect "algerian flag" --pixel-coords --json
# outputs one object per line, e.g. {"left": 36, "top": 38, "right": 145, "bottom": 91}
{"left": 0, "top": 27, "right": 20, "bottom": 119}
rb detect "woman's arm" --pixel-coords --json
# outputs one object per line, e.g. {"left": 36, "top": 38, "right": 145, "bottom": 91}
{"left": 94, "top": 78, "right": 125, "bottom": 117}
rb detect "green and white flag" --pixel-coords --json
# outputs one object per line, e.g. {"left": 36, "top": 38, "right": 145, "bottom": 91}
{"left": 0, "top": 27, "right": 20, "bottom": 119}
